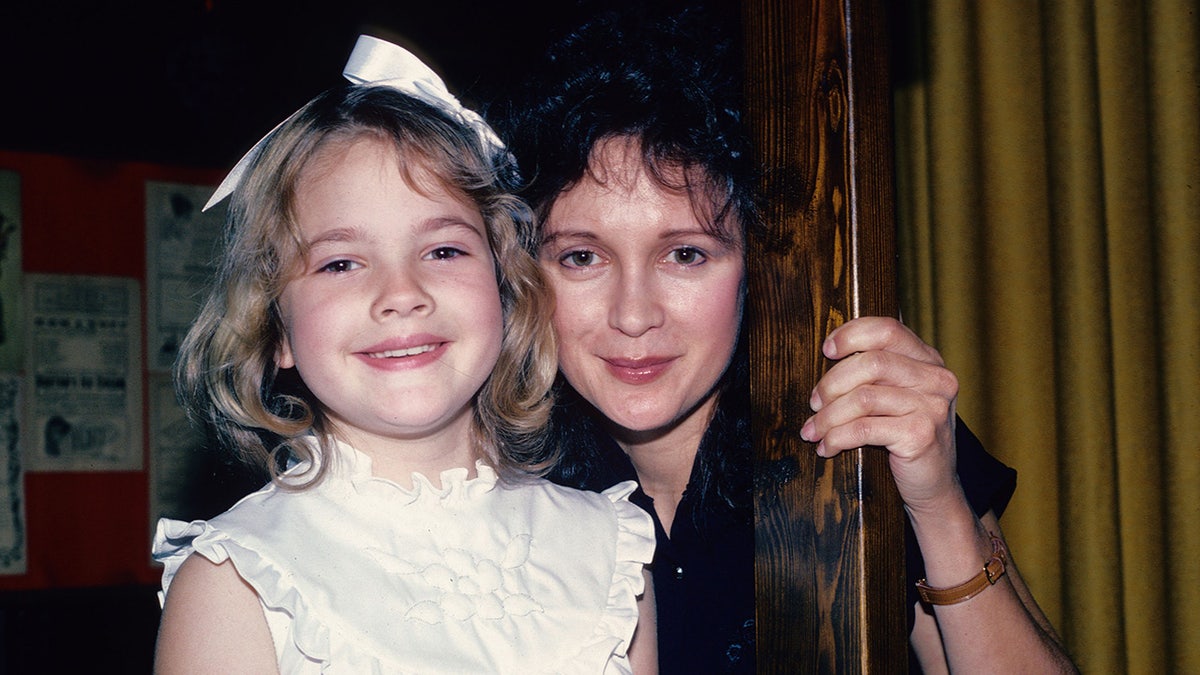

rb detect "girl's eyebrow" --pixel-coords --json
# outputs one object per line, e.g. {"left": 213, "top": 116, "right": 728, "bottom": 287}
{"left": 305, "top": 227, "right": 362, "bottom": 248}
{"left": 305, "top": 217, "right": 486, "bottom": 248}
{"left": 418, "top": 216, "right": 487, "bottom": 239}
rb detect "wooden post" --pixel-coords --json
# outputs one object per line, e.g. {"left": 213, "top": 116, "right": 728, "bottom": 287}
{"left": 743, "top": 0, "right": 908, "bottom": 671}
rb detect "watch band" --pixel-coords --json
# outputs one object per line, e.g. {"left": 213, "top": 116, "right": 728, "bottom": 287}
{"left": 915, "top": 532, "right": 1009, "bottom": 606}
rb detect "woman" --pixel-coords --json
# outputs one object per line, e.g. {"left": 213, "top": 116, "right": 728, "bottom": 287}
{"left": 497, "top": 7, "right": 1076, "bottom": 674}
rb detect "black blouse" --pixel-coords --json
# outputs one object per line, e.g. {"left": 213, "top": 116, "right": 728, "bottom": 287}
{"left": 548, "top": 402, "right": 1015, "bottom": 674}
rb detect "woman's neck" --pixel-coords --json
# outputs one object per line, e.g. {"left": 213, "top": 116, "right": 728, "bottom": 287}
{"left": 608, "top": 395, "right": 716, "bottom": 534}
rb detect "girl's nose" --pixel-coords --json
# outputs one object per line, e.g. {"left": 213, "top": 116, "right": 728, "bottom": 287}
{"left": 608, "top": 269, "right": 665, "bottom": 337}
{"left": 371, "top": 264, "right": 433, "bottom": 319}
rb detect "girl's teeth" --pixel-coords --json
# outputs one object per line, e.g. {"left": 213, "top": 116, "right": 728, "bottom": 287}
{"left": 368, "top": 344, "right": 436, "bottom": 358}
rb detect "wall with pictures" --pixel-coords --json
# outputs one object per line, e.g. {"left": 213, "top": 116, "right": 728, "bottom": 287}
{"left": 0, "top": 150, "right": 258, "bottom": 592}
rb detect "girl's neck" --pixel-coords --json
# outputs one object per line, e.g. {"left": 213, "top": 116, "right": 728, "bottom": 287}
{"left": 333, "top": 420, "right": 480, "bottom": 490}
{"left": 607, "top": 395, "right": 716, "bottom": 534}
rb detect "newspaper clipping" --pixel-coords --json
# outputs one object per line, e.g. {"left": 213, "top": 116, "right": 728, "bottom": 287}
{"left": 23, "top": 274, "right": 142, "bottom": 471}
{"left": 0, "top": 169, "right": 21, "bottom": 372}
{"left": 145, "top": 181, "right": 224, "bottom": 373}
{"left": 0, "top": 374, "right": 24, "bottom": 573}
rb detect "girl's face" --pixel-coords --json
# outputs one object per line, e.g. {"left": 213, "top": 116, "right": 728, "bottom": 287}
{"left": 276, "top": 137, "right": 503, "bottom": 461}
{"left": 539, "top": 137, "right": 744, "bottom": 442}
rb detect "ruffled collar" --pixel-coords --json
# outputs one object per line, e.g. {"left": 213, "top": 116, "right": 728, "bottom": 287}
{"left": 283, "top": 435, "right": 498, "bottom": 505}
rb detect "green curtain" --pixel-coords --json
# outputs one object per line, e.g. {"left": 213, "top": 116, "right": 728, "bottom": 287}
{"left": 892, "top": 1, "right": 1199, "bottom": 672}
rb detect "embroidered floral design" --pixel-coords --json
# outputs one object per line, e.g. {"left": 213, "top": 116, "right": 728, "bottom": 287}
{"left": 367, "top": 534, "right": 544, "bottom": 624}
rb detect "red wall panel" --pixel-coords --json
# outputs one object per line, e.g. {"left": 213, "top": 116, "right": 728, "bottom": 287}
{"left": 0, "top": 150, "right": 222, "bottom": 591}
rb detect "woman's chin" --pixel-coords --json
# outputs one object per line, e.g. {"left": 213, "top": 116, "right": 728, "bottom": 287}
{"left": 600, "top": 396, "right": 718, "bottom": 448}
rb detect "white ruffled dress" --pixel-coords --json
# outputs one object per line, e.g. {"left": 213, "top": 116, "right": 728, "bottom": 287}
{"left": 153, "top": 440, "right": 655, "bottom": 674}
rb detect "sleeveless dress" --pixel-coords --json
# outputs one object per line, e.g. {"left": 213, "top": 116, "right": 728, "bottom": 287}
{"left": 153, "top": 440, "right": 655, "bottom": 674}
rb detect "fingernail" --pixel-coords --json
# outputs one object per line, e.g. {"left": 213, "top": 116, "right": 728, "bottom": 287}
{"left": 809, "top": 391, "right": 822, "bottom": 411}
{"left": 823, "top": 337, "right": 836, "bottom": 358}
{"left": 801, "top": 418, "right": 814, "bottom": 441}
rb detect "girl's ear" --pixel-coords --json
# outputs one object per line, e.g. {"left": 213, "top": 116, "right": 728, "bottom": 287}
{"left": 276, "top": 332, "right": 296, "bottom": 370}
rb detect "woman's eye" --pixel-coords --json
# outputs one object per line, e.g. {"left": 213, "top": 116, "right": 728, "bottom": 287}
{"left": 318, "top": 259, "right": 360, "bottom": 273}
{"left": 667, "top": 247, "right": 706, "bottom": 265}
{"left": 560, "top": 250, "right": 598, "bottom": 268}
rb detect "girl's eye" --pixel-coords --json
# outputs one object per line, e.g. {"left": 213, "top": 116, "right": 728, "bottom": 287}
{"left": 560, "top": 249, "right": 598, "bottom": 268}
{"left": 666, "top": 246, "right": 706, "bottom": 266}
{"left": 318, "top": 259, "right": 361, "bottom": 273}
{"left": 426, "top": 246, "right": 466, "bottom": 260}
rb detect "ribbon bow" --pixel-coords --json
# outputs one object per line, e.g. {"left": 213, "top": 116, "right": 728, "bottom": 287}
{"left": 204, "top": 35, "right": 506, "bottom": 211}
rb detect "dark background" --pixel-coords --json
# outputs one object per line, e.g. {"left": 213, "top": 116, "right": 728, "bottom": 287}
{"left": 0, "top": 0, "right": 729, "bottom": 168}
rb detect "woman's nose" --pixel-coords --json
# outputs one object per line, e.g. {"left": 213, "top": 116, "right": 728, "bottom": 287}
{"left": 608, "top": 269, "right": 665, "bottom": 337}
{"left": 371, "top": 263, "right": 433, "bottom": 319}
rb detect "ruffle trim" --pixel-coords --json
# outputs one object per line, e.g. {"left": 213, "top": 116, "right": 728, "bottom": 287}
{"left": 554, "top": 480, "right": 656, "bottom": 675}
{"left": 154, "top": 478, "right": 656, "bottom": 673}
{"left": 154, "top": 518, "right": 348, "bottom": 670}
{"left": 284, "top": 436, "right": 499, "bottom": 506}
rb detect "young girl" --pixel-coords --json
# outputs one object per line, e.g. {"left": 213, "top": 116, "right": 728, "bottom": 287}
{"left": 152, "top": 36, "right": 655, "bottom": 674}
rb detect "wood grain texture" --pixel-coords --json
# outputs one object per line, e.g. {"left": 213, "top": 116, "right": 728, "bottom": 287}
{"left": 742, "top": 0, "right": 907, "bottom": 671}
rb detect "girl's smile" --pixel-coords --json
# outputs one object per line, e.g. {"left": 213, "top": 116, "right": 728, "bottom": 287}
{"left": 357, "top": 335, "right": 448, "bottom": 367}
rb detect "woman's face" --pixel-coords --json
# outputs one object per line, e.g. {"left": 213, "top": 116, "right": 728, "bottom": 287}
{"left": 538, "top": 137, "right": 744, "bottom": 438}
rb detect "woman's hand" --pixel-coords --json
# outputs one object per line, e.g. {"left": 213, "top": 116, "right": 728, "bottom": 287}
{"left": 800, "top": 316, "right": 1078, "bottom": 672}
{"left": 800, "top": 316, "right": 961, "bottom": 515}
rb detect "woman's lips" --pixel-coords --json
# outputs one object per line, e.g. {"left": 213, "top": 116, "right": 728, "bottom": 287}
{"left": 603, "top": 357, "right": 675, "bottom": 385}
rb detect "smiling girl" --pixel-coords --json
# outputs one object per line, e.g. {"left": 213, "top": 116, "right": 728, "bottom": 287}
{"left": 151, "top": 36, "right": 655, "bottom": 674}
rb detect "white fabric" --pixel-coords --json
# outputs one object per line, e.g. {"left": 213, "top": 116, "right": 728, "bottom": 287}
{"left": 153, "top": 440, "right": 654, "bottom": 674}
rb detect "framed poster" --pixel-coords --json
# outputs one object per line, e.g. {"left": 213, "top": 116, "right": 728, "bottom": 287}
{"left": 22, "top": 274, "right": 142, "bottom": 471}
{"left": 145, "top": 181, "right": 224, "bottom": 373}
{"left": 0, "top": 170, "right": 21, "bottom": 372}
{"left": 0, "top": 374, "right": 25, "bottom": 574}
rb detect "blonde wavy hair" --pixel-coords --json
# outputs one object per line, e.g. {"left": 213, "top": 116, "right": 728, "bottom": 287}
{"left": 176, "top": 84, "right": 558, "bottom": 488}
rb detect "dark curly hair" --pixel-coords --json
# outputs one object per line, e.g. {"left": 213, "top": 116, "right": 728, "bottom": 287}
{"left": 497, "top": 6, "right": 759, "bottom": 239}
{"left": 493, "top": 5, "right": 756, "bottom": 527}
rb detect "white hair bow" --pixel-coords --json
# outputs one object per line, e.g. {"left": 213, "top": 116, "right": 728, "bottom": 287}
{"left": 203, "top": 35, "right": 505, "bottom": 211}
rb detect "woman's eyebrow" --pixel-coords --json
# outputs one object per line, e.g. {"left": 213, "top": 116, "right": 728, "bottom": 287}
{"left": 539, "top": 230, "right": 599, "bottom": 246}
{"left": 659, "top": 226, "right": 717, "bottom": 239}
